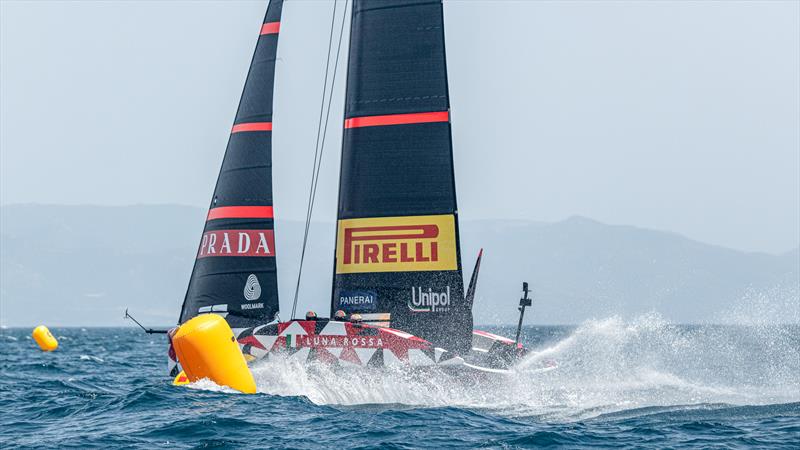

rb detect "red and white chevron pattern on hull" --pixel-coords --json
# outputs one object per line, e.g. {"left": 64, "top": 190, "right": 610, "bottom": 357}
{"left": 235, "top": 320, "right": 464, "bottom": 368}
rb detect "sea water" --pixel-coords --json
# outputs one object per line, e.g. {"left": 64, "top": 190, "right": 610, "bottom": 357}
{"left": 1, "top": 315, "right": 798, "bottom": 448}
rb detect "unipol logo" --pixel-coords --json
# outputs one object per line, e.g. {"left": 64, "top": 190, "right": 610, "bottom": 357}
{"left": 198, "top": 229, "right": 275, "bottom": 258}
{"left": 408, "top": 286, "right": 451, "bottom": 312}
{"left": 335, "top": 215, "right": 458, "bottom": 274}
{"left": 244, "top": 274, "right": 261, "bottom": 301}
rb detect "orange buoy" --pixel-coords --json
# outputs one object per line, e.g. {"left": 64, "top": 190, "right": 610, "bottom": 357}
{"left": 32, "top": 325, "right": 58, "bottom": 352}
{"left": 171, "top": 314, "right": 256, "bottom": 394}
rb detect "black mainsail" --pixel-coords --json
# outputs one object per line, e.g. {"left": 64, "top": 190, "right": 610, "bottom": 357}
{"left": 331, "top": 0, "right": 472, "bottom": 354}
{"left": 179, "top": 0, "right": 284, "bottom": 329}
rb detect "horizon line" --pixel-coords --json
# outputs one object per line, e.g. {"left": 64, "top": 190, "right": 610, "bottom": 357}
{"left": 2, "top": 202, "right": 798, "bottom": 255}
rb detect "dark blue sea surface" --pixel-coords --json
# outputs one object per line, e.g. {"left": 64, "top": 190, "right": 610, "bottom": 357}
{"left": 1, "top": 318, "right": 798, "bottom": 448}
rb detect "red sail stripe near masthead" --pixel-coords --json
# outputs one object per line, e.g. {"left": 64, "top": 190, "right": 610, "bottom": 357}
{"left": 344, "top": 111, "right": 449, "bottom": 129}
{"left": 260, "top": 22, "right": 280, "bottom": 35}
{"left": 231, "top": 122, "right": 272, "bottom": 133}
{"left": 207, "top": 206, "right": 274, "bottom": 221}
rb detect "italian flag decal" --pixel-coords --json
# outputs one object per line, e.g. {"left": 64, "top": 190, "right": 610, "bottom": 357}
{"left": 286, "top": 335, "right": 298, "bottom": 348}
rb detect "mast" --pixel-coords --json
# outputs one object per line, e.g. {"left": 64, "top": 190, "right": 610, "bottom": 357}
{"left": 179, "top": 0, "right": 284, "bottom": 329}
{"left": 331, "top": 0, "right": 472, "bottom": 354}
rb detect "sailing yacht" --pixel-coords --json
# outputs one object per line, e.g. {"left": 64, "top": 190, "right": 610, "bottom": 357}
{"left": 169, "top": 0, "right": 530, "bottom": 377}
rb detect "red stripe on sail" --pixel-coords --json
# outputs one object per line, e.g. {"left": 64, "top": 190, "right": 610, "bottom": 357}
{"left": 260, "top": 22, "right": 280, "bottom": 35}
{"left": 231, "top": 122, "right": 272, "bottom": 133}
{"left": 207, "top": 206, "right": 274, "bottom": 221}
{"left": 344, "top": 111, "right": 449, "bottom": 129}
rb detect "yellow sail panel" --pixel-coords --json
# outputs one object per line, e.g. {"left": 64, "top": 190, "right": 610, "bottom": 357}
{"left": 335, "top": 214, "right": 457, "bottom": 274}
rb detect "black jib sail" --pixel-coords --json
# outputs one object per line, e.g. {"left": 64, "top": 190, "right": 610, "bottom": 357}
{"left": 331, "top": 0, "right": 472, "bottom": 354}
{"left": 179, "top": 0, "right": 284, "bottom": 329}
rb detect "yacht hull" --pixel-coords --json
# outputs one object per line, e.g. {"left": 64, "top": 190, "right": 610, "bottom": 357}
{"left": 168, "top": 319, "right": 529, "bottom": 377}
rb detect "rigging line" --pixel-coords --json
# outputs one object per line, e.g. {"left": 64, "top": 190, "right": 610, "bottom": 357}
{"left": 291, "top": 0, "right": 348, "bottom": 319}
{"left": 302, "top": 0, "right": 338, "bottom": 232}
{"left": 291, "top": 0, "right": 337, "bottom": 319}
{"left": 292, "top": 0, "right": 349, "bottom": 320}
{"left": 305, "top": 0, "right": 348, "bottom": 255}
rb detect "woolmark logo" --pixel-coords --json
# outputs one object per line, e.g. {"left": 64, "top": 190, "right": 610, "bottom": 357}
{"left": 243, "top": 274, "right": 261, "bottom": 301}
{"left": 335, "top": 215, "right": 458, "bottom": 274}
{"left": 198, "top": 229, "right": 275, "bottom": 258}
{"left": 408, "top": 286, "right": 451, "bottom": 312}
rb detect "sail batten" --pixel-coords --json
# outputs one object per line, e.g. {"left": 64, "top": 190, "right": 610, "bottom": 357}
{"left": 344, "top": 111, "right": 448, "bottom": 129}
{"left": 231, "top": 122, "right": 273, "bottom": 133}
{"left": 332, "top": 0, "right": 472, "bottom": 354}
{"left": 179, "top": 0, "right": 284, "bottom": 328}
{"left": 260, "top": 22, "right": 280, "bottom": 35}
{"left": 206, "top": 206, "right": 274, "bottom": 221}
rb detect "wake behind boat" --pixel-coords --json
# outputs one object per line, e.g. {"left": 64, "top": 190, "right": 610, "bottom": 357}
{"left": 157, "top": 0, "right": 543, "bottom": 390}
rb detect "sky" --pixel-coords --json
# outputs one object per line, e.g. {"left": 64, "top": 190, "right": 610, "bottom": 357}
{"left": 1, "top": 0, "right": 798, "bottom": 254}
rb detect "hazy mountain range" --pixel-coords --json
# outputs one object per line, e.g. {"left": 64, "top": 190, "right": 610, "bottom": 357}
{"left": 1, "top": 204, "right": 797, "bottom": 327}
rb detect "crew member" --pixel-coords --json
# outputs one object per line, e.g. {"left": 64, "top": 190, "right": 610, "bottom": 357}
{"left": 305, "top": 310, "right": 318, "bottom": 321}
{"left": 350, "top": 313, "right": 363, "bottom": 324}
{"left": 333, "top": 310, "right": 347, "bottom": 321}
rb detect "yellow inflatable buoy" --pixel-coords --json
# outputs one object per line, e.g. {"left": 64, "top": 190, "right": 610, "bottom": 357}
{"left": 171, "top": 314, "right": 256, "bottom": 394}
{"left": 32, "top": 325, "right": 58, "bottom": 352}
